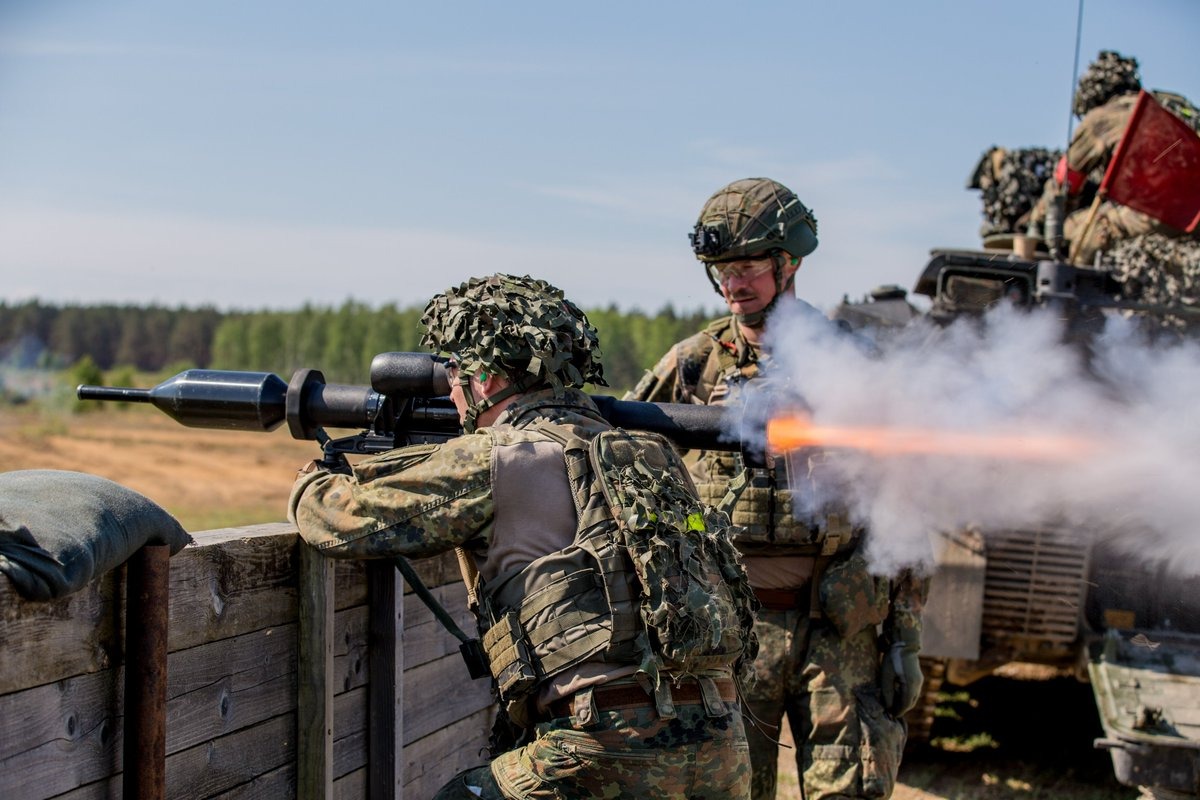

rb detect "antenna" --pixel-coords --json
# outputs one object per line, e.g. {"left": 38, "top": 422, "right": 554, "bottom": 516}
{"left": 1066, "top": 0, "right": 1086, "bottom": 148}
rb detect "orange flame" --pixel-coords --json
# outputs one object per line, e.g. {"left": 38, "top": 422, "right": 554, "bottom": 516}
{"left": 767, "top": 413, "right": 1098, "bottom": 461}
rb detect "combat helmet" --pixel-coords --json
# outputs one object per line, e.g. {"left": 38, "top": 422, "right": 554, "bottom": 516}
{"left": 1073, "top": 51, "right": 1141, "bottom": 117}
{"left": 420, "top": 273, "right": 607, "bottom": 432}
{"left": 690, "top": 177, "right": 818, "bottom": 324}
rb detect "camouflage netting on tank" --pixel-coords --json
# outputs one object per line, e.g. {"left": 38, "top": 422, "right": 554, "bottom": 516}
{"left": 968, "top": 147, "right": 1062, "bottom": 239}
{"left": 1100, "top": 233, "right": 1200, "bottom": 332}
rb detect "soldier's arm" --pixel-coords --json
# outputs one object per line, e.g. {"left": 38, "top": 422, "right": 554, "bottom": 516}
{"left": 1066, "top": 101, "right": 1133, "bottom": 179}
{"left": 289, "top": 434, "right": 494, "bottom": 559}
{"left": 886, "top": 568, "right": 929, "bottom": 641}
{"left": 879, "top": 567, "right": 930, "bottom": 716}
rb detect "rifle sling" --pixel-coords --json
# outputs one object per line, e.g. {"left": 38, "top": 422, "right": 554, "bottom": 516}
{"left": 392, "top": 555, "right": 474, "bottom": 645}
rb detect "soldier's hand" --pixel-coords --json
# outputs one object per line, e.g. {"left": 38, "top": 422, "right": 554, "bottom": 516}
{"left": 880, "top": 638, "right": 924, "bottom": 717}
{"left": 296, "top": 460, "right": 321, "bottom": 479}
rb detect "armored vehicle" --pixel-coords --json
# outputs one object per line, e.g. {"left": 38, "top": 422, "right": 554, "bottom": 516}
{"left": 884, "top": 246, "right": 1200, "bottom": 799}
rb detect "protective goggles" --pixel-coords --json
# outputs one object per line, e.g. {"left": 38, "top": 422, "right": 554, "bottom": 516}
{"left": 706, "top": 257, "right": 777, "bottom": 285}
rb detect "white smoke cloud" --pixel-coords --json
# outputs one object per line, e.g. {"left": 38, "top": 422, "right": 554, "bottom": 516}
{"left": 735, "top": 299, "right": 1200, "bottom": 578}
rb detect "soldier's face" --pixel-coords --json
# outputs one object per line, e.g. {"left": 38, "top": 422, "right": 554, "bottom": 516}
{"left": 716, "top": 255, "right": 799, "bottom": 317}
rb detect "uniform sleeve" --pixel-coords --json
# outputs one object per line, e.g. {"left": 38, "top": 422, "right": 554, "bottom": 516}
{"left": 623, "top": 345, "right": 684, "bottom": 402}
{"left": 289, "top": 434, "right": 495, "bottom": 559}
{"left": 1067, "top": 101, "right": 1132, "bottom": 177}
{"left": 886, "top": 568, "right": 930, "bottom": 645}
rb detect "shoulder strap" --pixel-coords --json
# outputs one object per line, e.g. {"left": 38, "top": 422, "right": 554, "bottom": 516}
{"left": 392, "top": 555, "right": 490, "bottom": 679}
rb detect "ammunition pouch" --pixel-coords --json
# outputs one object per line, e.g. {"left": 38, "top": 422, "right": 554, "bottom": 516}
{"left": 698, "top": 472, "right": 860, "bottom": 556}
{"left": 480, "top": 563, "right": 627, "bottom": 710}
{"left": 481, "top": 611, "right": 539, "bottom": 701}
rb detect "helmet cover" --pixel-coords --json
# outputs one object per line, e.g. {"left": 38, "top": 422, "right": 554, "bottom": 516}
{"left": 420, "top": 273, "right": 607, "bottom": 395}
{"left": 690, "top": 178, "right": 818, "bottom": 264}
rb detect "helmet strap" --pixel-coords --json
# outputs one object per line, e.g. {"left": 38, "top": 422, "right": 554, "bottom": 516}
{"left": 458, "top": 375, "right": 483, "bottom": 434}
{"left": 459, "top": 373, "right": 532, "bottom": 433}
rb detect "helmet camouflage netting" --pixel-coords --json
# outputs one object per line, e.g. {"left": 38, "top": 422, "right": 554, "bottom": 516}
{"left": 1074, "top": 51, "right": 1141, "bottom": 117}
{"left": 421, "top": 273, "right": 607, "bottom": 393}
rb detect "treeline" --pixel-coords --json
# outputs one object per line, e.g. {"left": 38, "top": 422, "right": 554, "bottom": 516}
{"left": 0, "top": 301, "right": 223, "bottom": 374}
{"left": 0, "top": 300, "right": 716, "bottom": 391}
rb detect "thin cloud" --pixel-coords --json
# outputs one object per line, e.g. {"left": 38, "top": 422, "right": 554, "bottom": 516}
{"left": 0, "top": 38, "right": 209, "bottom": 58}
{"left": 685, "top": 139, "right": 781, "bottom": 168}
{"left": 525, "top": 180, "right": 698, "bottom": 221}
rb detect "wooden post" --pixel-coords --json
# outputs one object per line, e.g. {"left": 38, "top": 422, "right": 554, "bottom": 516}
{"left": 298, "top": 543, "right": 334, "bottom": 800}
{"left": 368, "top": 560, "right": 404, "bottom": 800}
{"left": 123, "top": 543, "right": 171, "bottom": 800}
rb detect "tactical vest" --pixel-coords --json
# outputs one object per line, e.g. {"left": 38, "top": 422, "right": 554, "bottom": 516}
{"left": 478, "top": 421, "right": 756, "bottom": 724}
{"left": 691, "top": 318, "right": 860, "bottom": 556}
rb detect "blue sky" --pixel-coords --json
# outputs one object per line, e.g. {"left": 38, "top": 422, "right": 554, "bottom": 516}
{"left": 1, "top": 0, "right": 1197, "bottom": 314}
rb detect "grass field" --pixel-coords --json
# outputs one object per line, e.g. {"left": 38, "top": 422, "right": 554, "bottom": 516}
{"left": 1, "top": 404, "right": 1142, "bottom": 799}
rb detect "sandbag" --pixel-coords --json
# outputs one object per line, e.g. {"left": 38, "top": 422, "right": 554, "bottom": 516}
{"left": 0, "top": 469, "right": 192, "bottom": 601}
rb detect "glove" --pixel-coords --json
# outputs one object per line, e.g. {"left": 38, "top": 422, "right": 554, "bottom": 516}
{"left": 880, "top": 635, "right": 923, "bottom": 717}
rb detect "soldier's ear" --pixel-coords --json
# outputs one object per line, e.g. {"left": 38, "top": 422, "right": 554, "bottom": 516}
{"left": 480, "top": 372, "right": 511, "bottom": 394}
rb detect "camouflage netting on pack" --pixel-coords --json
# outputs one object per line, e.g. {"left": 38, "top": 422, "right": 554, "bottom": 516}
{"left": 593, "top": 430, "right": 758, "bottom": 685}
{"left": 1100, "top": 233, "right": 1200, "bottom": 332}
{"left": 968, "top": 146, "right": 1062, "bottom": 239}
{"left": 420, "top": 273, "right": 607, "bottom": 392}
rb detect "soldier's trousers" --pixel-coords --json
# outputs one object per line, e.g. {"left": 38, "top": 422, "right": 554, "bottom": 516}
{"left": 434, "top": 698, "right": 751, "bottom": 799}
{"left": 744, "top": 607, "right": 906, "bottom": 800}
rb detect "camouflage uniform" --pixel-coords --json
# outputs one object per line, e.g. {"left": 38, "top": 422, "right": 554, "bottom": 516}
{"left": 291, "top": 273, "right": 756, "bottom": 800}
{"left": 627, "top": 310, "right": 926, "bottom": 800}
{"left": 1030, "top": 53, "right": 1196, "bottom": 265}
{"left": 1061, "top": 94, "right": 1187, "bottom": 266}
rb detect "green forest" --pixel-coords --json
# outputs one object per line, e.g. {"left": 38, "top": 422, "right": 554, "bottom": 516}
{"left": 0, "top": 299, "right": 718, "bottom": 395}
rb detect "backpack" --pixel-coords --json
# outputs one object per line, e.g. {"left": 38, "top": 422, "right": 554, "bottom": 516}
{"left": 588, "top": 428, "right": 758, "bottom": 685}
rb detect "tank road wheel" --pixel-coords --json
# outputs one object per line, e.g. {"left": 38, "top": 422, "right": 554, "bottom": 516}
{"left": 904, "top": 656, "right": 947, "bottom": 746}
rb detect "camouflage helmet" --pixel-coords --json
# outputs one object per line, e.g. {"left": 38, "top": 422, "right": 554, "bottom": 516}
{"left": 689, "top": 178, "right": 818, "bottom": 264}
{"left": 420, "top": 273, "right": 607, "bottom": 395}
{"left": 1073, "top": 51, "right": 1141, "bottom": 117}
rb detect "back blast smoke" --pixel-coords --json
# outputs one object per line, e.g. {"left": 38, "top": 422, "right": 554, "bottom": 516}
{"left": 733, "top": 300, "right": 1200, "bottom": 581}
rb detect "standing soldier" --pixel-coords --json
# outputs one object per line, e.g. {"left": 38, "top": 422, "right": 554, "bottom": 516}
{"left": 627, "top": 178, "right": 927, "bottom": 800}
{"left": 1029, "top": 50, "right": 1199, "bottom": 265}
{"left": 290, "top": 273, "right": 758, "bottom": 799}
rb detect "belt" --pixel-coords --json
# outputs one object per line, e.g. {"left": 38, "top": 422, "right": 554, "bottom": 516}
{"left": 754, "top": 586, "right": 808, "bottom": 611}
{"left": 548, "top": 677, "right": 737, "bottom": 720}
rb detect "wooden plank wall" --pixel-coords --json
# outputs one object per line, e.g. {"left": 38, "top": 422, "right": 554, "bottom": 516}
{"left": 0, "top": 523, "right": 494, "bottom": 799}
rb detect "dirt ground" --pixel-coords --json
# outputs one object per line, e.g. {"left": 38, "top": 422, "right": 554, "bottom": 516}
{"left": 2, "top": 405, "right": 1144, "bottom": 798}
{"left": 777, "top": 670, "right": 1137, "bottom": 799}
{"left": 0, "top": 404, "right": 315, "bottom": 531}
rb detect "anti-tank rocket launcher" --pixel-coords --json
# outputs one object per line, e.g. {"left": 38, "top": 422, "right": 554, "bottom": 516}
{"left": 76, "top": 352, "right": 743, "bottom": 462}
{"left": 77, "top": 353, "right": 753, "bottom": 690}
